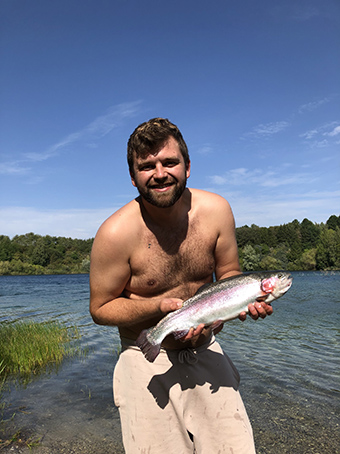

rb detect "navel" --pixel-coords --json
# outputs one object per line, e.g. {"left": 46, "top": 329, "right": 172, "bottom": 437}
{"left": 147, "top": 279, "right": 156, "bottom": 286}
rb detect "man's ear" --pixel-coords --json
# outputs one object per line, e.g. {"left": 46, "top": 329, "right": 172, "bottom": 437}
{"left": 186, "top": 160, "right": 191, "bottom": 179}
{"left": 130, "top": 170, "right": 136, "bottom": 187}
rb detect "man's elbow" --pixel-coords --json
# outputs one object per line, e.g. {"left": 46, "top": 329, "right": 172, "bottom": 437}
{"left": 89, "top": 302, "right": 111, "bottom": 326}
{"left": 90, "top": 310, "right": 105, "bottom": 326}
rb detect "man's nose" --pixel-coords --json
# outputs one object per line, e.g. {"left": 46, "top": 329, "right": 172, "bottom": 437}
{"left": 154, "top": 164, "right": 167, "bottom": 179}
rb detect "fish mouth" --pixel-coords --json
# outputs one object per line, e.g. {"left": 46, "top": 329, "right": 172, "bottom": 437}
{"left": 274, "top": 272, "right": 293, "bottom": 288}
{"left": 284, "top": 277, "right": 293, "bottom": 291}
{"left": 280, "top": 273, "right": 293, "bottom": 290}
{"left": 275, "top": 274, "right": 293, "bottom": 298}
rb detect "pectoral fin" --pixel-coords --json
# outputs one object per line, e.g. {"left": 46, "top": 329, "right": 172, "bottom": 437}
{"left": 172, "top": 329, "right": 190, "bottom": 340}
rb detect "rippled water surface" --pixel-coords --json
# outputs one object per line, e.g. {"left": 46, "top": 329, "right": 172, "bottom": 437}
{"left": 0, "top": 272, "right": 339, "bottom": 453}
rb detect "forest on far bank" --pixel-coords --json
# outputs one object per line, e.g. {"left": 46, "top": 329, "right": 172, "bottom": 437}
{"left": 0, "top": 215, "right": 339, "bottom": 276}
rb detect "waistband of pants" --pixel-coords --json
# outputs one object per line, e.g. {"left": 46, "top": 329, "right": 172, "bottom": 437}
{"left": 120, "top": 334, "right": 216, "bottom": 364}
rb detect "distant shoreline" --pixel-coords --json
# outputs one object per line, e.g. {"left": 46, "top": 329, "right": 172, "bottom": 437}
{"left": 0, "top": 270, "right": 90, "bottom": 277}
{"left": 1, "top": 216, "right": 340, "bottom": 275}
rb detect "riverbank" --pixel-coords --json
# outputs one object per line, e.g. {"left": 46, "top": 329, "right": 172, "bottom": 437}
{"left": 1, "top": 386, "right": 338, "bottom": 454}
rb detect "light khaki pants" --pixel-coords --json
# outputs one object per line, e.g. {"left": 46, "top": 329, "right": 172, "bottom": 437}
{"left": 114, "top": 337, "right": 256, "bottom": 454}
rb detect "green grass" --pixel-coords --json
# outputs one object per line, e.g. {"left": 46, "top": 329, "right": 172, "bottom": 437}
{"left": 0, "top": 360, "right": 5, "bottom": 411}
{"left": 0, "top": 321, "right": 81, "bottom": 450}
{"left": 0, "top": 321, "right": 80, "bottom": 379}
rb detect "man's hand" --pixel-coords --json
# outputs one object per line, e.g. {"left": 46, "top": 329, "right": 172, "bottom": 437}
{"left": 159, "top": 298, "right": 183, "bottom": 315}
{"left": 180, "top": 323, "right": 206, "bottom": 342}
{"left": 239, "top": 302, "right": 273, "bottom": 321}
{"left": 180, "top": 320, "right": 224, "bottom": 342}
{"left": 159, "top": 299, "right": 207, "bottom": 342}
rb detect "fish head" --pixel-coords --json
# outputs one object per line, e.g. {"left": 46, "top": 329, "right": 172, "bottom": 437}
{"left": 260, "top": 271, "right": 293, "bottom": 303}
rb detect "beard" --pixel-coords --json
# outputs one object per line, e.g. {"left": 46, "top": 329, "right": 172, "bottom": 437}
{"left": 135, "top": 177, "right": 187, "bottom": 208}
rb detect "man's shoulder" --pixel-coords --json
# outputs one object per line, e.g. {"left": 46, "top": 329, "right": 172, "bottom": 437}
{"left": 189, "top": 188, "right": 231, "bottom": 210}
{"left": 95, "top": 199, "right": 141, "bottom": 241}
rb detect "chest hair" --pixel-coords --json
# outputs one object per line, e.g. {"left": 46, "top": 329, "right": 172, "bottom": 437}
{"left": 130, "top": 220, "right": 215, "bottom": 294}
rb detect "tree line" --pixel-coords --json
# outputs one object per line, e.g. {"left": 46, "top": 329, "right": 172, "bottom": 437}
{"left": 0, "top": 233, "right": 93, "bottom": 275}
{"left": 237, "top": 215, "right": 340, "bottom": 271}
{"left": 0, "top": 215, "right": 339, "bottom": 275}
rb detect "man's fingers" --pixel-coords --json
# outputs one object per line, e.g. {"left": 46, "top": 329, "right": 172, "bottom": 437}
{"left": 239, "top": 302, "right": 273, "bottom": 321}
{"left": 160, "top": 298, "right": 183, "bottom": 314}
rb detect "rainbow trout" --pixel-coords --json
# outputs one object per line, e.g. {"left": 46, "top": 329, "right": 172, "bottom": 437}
{"left": 136, "top": 271, "right": 292, "bottom": 362}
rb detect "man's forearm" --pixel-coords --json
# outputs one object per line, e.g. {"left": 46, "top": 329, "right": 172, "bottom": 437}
{"left": 90, "top": 295, "right": 182, "bottom": 327}
{"left": 90, "top": 295, "right": 162, "bottom": 327}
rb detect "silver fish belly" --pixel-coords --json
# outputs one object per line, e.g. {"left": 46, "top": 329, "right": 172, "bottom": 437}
{"left": 136, "top": 271, "right": 292, "bottom": 362}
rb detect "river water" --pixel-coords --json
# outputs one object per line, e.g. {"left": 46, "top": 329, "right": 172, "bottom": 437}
{"left": 0, "top": 272, "right": 339, "bottom": 453}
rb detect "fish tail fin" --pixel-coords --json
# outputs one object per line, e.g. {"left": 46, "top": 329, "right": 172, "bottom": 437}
{"left": 136, "top": 330, "right": 161, "bottom": 363}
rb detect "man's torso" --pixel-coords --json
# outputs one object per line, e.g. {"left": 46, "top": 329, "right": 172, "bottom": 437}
{"left": 118, "top": 189, "right": 220, "bottom": 348}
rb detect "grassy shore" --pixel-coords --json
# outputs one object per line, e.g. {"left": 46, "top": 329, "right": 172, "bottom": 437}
{"left": 0, "top": 321, "right": 81, "bottom": 450}
{"left": 0, "top": 321, "right": 80, "bottom": 379}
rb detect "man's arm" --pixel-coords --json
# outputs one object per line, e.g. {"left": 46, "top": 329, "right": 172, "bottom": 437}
{"left": 213, "top": 195, "right": 272, "bottom": 320}
{"left": 89, "top": 212, "right": 181, "bottom": 327}
{"left": 183, "top": 193, "right": 272, "bottom": 342}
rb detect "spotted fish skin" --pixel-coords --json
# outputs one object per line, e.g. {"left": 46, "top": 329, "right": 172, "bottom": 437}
{"left": 136, "top": 271, "right": 292, "bottom": 362}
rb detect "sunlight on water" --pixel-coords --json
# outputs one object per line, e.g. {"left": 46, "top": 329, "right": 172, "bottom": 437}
{"left": 0, "top": 272, "right": 339, "bottom": 453}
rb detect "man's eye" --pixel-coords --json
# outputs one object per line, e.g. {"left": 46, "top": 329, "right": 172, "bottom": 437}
{"left": 165, "top": 161, "right": 178, "bottom": 167}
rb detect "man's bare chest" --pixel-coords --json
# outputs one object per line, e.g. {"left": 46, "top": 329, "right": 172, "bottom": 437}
{"left": 127, "top": 223, "right": 216, "bottom": 298}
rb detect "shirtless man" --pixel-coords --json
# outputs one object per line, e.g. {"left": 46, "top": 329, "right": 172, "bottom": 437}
{"left": 90, "top": 118, "right": 272, "bottom": 453}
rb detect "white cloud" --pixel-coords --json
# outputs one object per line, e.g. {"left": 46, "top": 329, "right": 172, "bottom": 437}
{"left": 300, "top": 121, "right": 340, "bottom": 146}
{"left": 311, "top": 139, "right": 329, "bottom": 148}
{"left": 245, "top": 121, "right": 290, "bottom": 138}
{"left": 0, "top": 161, "right": 31, "bottom": 175}
{"left": 324, "top": 125, "right": 340, "bottom": 137}
{"left": 2, "top": 186, "right": 339, "bottom": 239}
{"left": 298, "top": 97, "right": 330, "bottom": 113}
{"left": 227, "top": 190, "right": 340, "bottom": 227}
{"left": 196, "top": 144, "right": 214, "bottom": 155}
{"left": 299, "top": 129, "right": 318, "bottom": 140}
{"left": 24, "top": 131, "right": 82, "bottom": 162}
{"left": 292, "top": 5, "right": 321, "bottom": 22}
{"left": 0, "top": 207, "right": 122, "bottom": 239}
{"left": 210, "top": 175, "right": 227, "bottom": 185}
{"left": 0, "top": 101, "right": 142, "bottom": 174}
{"left": 209, "top": 167, "right": 314, "bottom": 189}
{"left": 24, "top": 101, "right": 142, "bottom": 162}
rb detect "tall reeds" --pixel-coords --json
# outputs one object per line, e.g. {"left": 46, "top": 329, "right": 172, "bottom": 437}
{"left": 0, "top": 321, "right": 80, "bottom": 378}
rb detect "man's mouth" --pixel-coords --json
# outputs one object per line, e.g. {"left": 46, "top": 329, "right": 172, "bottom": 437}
{"left": 150, "top": 183, "right": 174, "bottom": 192}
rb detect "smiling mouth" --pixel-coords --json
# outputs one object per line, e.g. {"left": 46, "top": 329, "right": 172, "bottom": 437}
{"left": 150, "top": 183, "right": 174, "bottom": 191}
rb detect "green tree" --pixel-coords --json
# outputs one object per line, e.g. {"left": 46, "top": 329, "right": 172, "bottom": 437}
{"left": 242, "top": 244, "right": 260, "bottom": 271}
{"left": 300, "top": 218, "right": 320, "bottom": 250}
{"left": 299, "top": 249, "right": 317, "bottom": 270}
{"left": 276, "top": 244, "right": 290, "bottom": 269}
{"left": 0, "top": 261, "right": 11, "bottom": 275}
{"left": 31, "top": 237, "right": 51, "bottom": 267}
{"left": 258, "top": 255, "right": 282, "bottom": 270}
{"left": 236, "top": 226, "right": 255, "bottom": 248}
{"left": 316, "top": 227, "right": 340, "bottom": 269}
{"left": 81, "top": 257, "right": 91, "bottom": 273}
{"left": 326, "top": 215, "right": 340, "bottom": 230}
{"left": 287, "top": 240, "right": 302, "bottom": 264}
{"left": 0, "top": 235, "right": 14, "bottom": 261}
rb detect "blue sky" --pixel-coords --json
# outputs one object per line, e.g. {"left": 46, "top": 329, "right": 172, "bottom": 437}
{"left": 1, "top": 0, "right": 339, "bottom": 239}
